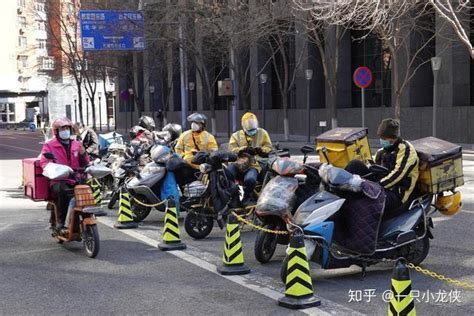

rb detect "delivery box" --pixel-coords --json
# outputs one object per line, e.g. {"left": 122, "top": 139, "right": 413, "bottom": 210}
{"left": 23, "top": 158, "right": 49, "bottom": 201}
{"left": 411, "top": 137, "right": 464, "bottom": 194}
{"left": 316, "top": 127, "right": 372, "bottom": 168}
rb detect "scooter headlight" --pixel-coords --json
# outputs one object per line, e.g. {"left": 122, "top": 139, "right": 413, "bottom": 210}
{"left": 293, "top": 208, "right": 311, "bottom": 226}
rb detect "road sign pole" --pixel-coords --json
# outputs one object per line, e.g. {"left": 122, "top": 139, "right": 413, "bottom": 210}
{"left": 361, "top": 88, "right": 365, "bottom": 127}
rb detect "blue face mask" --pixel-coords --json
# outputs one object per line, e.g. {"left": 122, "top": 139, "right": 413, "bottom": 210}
{"left": 59, "top": 130, "right": 71, "bottom": 140}
{"left": 246, "top": 129, "right": 257, "bottom": 136}
{"left": 380, "top": 138, "right": 391, "bottom": 149}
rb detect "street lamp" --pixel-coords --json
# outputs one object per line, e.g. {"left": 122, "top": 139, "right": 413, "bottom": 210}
{"left": 112, "top": 91, "right": 117, "bottom": 131}
{"left": 431, "top": 57, "right": 441, "bottom": 137}
{"left": 73, "top": 95, "right": 77, "bottom": 123}
{"left": 149, "top": 85, "right": 155, "bottom": 120}
{"left": 128, "top": 88, "right": 134, "bottom": 130}
{"left": 188, "top": 82, "right": 195, "bottom": 111}
{"left": 260, "top": 73, "right": 267, "bottom": 129}
{"left": 98, "top": 91, "right": 102, "bottom": 132}
{"left": 305, "top": 69, "right": 313, "bottom": 143}
{"left": 86, "top": 98, "right": 89, "bottom": 126}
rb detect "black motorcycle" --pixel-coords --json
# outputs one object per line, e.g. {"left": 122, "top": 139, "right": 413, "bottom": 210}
{"left": 181, "top": 151, "right": 240, "bottom": 239}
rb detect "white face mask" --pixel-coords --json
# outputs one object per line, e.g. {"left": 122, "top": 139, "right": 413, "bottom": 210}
{"left": 59, "top": 130, "right": 71, "bottom": 140}
{"left": 191, "top": 122, "right": 201, "bottom": 132}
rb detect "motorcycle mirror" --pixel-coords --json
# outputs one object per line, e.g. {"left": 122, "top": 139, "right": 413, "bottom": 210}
{"left": 43, "top": 152, "right": 56, "bottom": 160}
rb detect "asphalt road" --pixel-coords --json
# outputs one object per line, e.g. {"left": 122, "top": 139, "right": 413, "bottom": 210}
{"left": 1, "top": 130, "right": 473, "bottom": 315}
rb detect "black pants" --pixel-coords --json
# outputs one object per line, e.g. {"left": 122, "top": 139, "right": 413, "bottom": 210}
{"left": 225, "top": 164, "right": 258, "bottom": 197}
{"left": 50, "top": 182, "right": 73, "bottom": 226}
{"left": 383, "top": 189, "right": 403, "bottom": 217}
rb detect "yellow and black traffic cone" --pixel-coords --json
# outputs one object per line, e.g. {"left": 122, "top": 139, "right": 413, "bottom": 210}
{"left": 217, "top": 213, "right": 250, "bottom": 275}
{"left": 87, "top": 178, "right": 107, "bottom": 216}
{"left": 158, "top": 199, "right": 186, "bottom": 251}
{"left": 278, "top": 229, "right": 320, "bottom": 309}
{"left": 388, "top": 258, "right": 416, "bottom": 316}
{"left": 114, "top": 189, "right": 138, "bottom": 229}
{"left": 88, "top": 178, "right": 103, "bottom": 206}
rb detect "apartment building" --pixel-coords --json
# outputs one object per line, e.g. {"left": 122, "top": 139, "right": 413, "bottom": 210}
{"left": 0, "top": 0, "right": 114, "bottom": 129}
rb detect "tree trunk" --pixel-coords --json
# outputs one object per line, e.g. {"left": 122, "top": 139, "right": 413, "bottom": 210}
{"left": 77, "top": 85, "right": 84, "bottom": 124}
{"left": 328, "top": 86, "right": 338, "bottom": 128}
{"left": 282, "top": 96, "right": 289, "bottom": 141}
{"left": 391, "top": 50, "right": 401, "bottom": 120}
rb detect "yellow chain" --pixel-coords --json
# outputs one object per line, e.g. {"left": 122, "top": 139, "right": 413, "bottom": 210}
{"left": 407, "top": 263, "right": 474, "bottom": 291}
{"left": 231, "top": 211, "right": 289, "bottom": 235}
{"left": 132, "top": 197, "right": 168, "bottom": 208}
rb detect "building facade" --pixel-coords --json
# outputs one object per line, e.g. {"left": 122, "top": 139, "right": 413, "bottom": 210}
{"left": 0, "top": 0, "right": 114, "bottom": 129}
{"left": 112, "top": 1, "right": 474, "bottom": 143}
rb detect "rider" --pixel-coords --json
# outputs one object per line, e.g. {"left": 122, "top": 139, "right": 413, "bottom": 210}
{"left": 227, "top": 112, "right": 272, "bottom": 206}
{"left": 346, "top": 118, "right": 419, "bottom": 216}
{"left": 74, "top": 122, "right": 99, "bottom": 159}
{"left": 174, "top": 113, "right": 218, "bottom": 185}
{"left": 40, "top": 118, "right": 90, "bottom": 229}
{"left": 137, "top": 115, "right": 156, "bottom": 142}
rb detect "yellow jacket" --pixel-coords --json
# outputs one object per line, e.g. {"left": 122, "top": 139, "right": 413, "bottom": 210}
{"left": 375, "top": 139, "right": 419, "bottom": 203}
{"left": 228, "top": 128, "right": 272, "bottom": 169}
{"left": 175, "top": 130, "right": 218, "bottom": 168}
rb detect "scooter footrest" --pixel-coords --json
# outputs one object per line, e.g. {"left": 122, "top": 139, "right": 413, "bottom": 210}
{"left": 82, "top": 207, "right": 103, "bottom": 214}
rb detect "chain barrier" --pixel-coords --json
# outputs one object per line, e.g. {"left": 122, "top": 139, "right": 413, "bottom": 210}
{"left": 230, "top": 212, "right": 474, "bottom": 290}
{"left": 131, "top": 197, "right": 168, "bottom": 208}
{"left": 231, "top": 211, "right": 289, "bottom": 235}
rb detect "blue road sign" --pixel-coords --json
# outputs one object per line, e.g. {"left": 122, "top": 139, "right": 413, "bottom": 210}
{"left": 79, "top": 10, "right": 145, "bottom": 51}
{"left": 353, "top": 66, "right": 373, "bottom": 89}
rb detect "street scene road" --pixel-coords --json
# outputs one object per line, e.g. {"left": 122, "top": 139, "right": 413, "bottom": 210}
{"left": 1, "top": 130, "right": 473, "bottom": 315}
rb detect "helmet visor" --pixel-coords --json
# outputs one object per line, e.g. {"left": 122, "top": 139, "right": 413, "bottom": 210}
{"left": 242, "top": 117, "right": 258, "bottom": 132}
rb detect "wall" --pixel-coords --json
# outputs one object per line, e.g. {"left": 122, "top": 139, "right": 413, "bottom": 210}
{"left": 157, "top": 107, "right": 474, "bottom": 143}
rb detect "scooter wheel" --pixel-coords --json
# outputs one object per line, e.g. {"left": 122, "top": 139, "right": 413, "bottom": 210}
{"left": 184, "top": 211, "right": 214, "bottom": 239}
{"left": 254, "top": 227, "right": 278, "bottom": 264}
{"left": 83, "top": 224, "right": 100, "bottom": 258}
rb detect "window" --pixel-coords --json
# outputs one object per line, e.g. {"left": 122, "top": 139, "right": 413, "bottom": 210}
{"left": 18, "top": 55, "right": 28, "bottom": 68}
{"left": 37, "top": 39, "right": 47, "bottom": 50}
{"left": 18, "top": 0, "right": 26, "bottom": 7}
{"left": 0, "top": 104, "right": 16, "bottom": 123}
{"left": 36, "top": 20, "right": 46, "bottom": 31}
{"left": 38, "top": 57, "right": 54, "bottom": 70}
{"left": 351, "top": 31, "right": 392, "bottom": 108}
{"left": 34, "top": 0, "right": 46, "bottom": 12}
{"left": 18, "top": 16, "right": 27, "bottom": 29}
{"left": 19, "top": 36, "right": 27, "bottom": 49}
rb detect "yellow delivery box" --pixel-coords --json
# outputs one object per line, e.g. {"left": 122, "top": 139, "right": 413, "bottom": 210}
{"left": 316, "top": 127, "right": 372, "bottom": 168}
{"left": 412, "top": 137, "right": 464, "bottom": 194}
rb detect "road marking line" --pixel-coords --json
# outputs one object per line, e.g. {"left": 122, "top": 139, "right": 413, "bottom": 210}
{"left": 0, "top": 224, "right": 12, "bottom": 232}
{"left": 97, "top": 216, "right": 363, "bottom": 316}
{"left": 0, "top": 143, "right": 40, "bottom": 153}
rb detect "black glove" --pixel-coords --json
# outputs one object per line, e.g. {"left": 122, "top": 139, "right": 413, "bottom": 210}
{"left": 255, "top": 147, "right": 265, "bottom": 156}
{"left": 239, "top": 147, "right": 253, "bottom": 156}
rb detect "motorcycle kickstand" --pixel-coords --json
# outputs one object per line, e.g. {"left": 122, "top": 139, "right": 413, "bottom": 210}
{"left": 360, "top": 263, "right": 367, "bottom": 281}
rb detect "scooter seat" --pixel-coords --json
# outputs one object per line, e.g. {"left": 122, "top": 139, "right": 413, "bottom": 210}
{"left": 382, "top": 195, "right": 417, "bottom": 220}
{"left": 379, "top": 207, "right": 422, "bottom": 241}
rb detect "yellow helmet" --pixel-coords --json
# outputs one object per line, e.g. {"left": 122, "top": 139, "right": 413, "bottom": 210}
{"left": 436, "top": 191, "right": 462, "bottom": 216}
{"left": 241, "top": 112, "right": 259, "bottom": 135}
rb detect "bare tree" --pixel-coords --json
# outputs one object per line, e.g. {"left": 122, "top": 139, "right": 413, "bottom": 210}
{"left": 295, "top": 0, "right": 444, "bottom": 120}
{"left": 429, "top": 0, "right": 473, "bottom": 58}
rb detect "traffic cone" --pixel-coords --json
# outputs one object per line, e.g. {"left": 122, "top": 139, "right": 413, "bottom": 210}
{"left": 158, "top": 199, "right": 186, "bottom": 251}
{"left": 89, "top": 178, "right": 103, "bottom": 206}
{"left": 388, "top": 258, "right": 416, "bottom": 316}
{"left": 87, "top": 178, "right": 107, "bottom": 217}
{"left": 114, "top": 189, "right": 138, "bottom": 229}
{"left": 278, "top": 229, "right": 321, "bottom": 309}
{"left": 217, "top": 213, "right": 250, "bottom": 275}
